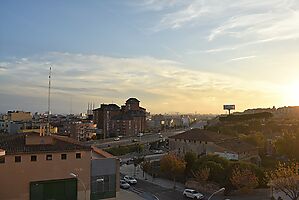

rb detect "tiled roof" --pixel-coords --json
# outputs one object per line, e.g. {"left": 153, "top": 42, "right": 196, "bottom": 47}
{"left": 216, "top": 138, "right": 257, "bottom": 153}
{"left": 170, "top": 129, "right": 257, "bottom": 153}
{"left": 0, "top": 133, "right": 90, "bottom": 155}
{"left": 169, "top": 129, "right": 233, "bottom": 142}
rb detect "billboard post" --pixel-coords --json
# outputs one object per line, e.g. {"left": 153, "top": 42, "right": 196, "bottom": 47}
{"left": 223, "top": 105, "right": 235, "bottom": 115}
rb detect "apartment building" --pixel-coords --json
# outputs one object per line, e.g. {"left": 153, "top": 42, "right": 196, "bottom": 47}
{"left": 93, "top": 98, "right": 146, "bottom": 138}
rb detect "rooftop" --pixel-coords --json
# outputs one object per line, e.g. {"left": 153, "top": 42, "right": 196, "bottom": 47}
{"left": 216, "top": 138, "right": 257, "bottom": 153}
{"left": 0, "top": 132, "right": 90, "bottom": 155}
{"left": 126, "top": 98, "right": 140, "bottom": 103}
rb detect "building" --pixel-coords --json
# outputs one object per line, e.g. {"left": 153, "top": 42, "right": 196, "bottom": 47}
{"left": 0, "top": 132, "right": 120, "bottom": 200}
{"left": 91, "top": 147, "right": 120, "bottom": 199}
{"left": 93, "top": 98, "right": 146, "bottom": 138}
{"left": 169, "top": 129, "right": 260, "bottom": 163}
{"left": 69, "top": 120, "right": 97, "bottom": 141}
{"left": 7, "top": 110, "right": 32, "bottom": 122}
{"left": 0, "top": 132, "right": 91, "bottom": 200}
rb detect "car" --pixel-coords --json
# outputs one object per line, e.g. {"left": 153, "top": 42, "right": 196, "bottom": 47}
{"left": 159, "top": 134, "right": 163, "bottom": 138}
{"left": 137, "top": 133, "right": 144, "bottom": 137}
{"left": 124, "top": 175, "right": 137, "bottom": 184}
{"left": 114, "top": 137, "right": 120, "bottom": 141}
{"left": 153, "top": 149, "right": 164, "bottom": 154}
{"left": 132, "top": 139, "right": 138, "bottom": 142}
{"left": 183, "top": 189, "right": 204, "bottom": 199}
{"left": 120, "top": 179, "right": 130, "bottom": 189}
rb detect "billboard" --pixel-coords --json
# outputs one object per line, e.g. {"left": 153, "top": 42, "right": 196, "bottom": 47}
{"left": 223, "top": 105, "right": 235, "bottom": 110}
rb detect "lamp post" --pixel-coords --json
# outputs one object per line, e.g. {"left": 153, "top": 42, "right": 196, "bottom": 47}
{"left": 207, "top": 187, "right": 225, "bottom": 200}
{"left": 70, "top": 172, "right": 87, "bottom": 200}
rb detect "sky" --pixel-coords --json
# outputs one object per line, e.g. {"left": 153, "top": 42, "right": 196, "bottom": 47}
{"left": 1, "top": 0, "right": 299, "bottom": 114}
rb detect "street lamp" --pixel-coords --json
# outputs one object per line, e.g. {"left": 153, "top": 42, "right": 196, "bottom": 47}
{"left": 70, "top": 172, "right": 87, "bottom": 200}
{"left": 207, "top": 187, "right": 225, "bottom": 200}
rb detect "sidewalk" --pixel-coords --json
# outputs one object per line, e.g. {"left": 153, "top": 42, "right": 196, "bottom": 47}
{"left": 120, "top": 164, "right": 185, "bottom": 192}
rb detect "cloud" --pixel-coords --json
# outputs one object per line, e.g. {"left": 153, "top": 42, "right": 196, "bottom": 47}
{"left": 229, "top": 55, "right": 257, "bottom": 62}
{"left": 139, "top": 0, "right": 299, "bottom": 47}
{"left": 0, "top": 52, "right": 281, "bottom": 113}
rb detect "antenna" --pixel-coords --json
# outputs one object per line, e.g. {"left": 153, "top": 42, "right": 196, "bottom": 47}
{"left": 47, "top": 67, "right": 52, "bottom": 135}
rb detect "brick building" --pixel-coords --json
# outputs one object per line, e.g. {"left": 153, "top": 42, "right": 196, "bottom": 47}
{"left": 93, "top": 98, "right": 146, "bottom": 138}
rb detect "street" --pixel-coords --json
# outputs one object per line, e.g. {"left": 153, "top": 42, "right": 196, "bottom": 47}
{"left": 85, "top": 130, "right": 185, "bottom": 149}
{"left": 120, "top": 164, "right": 271, "bottom": 200}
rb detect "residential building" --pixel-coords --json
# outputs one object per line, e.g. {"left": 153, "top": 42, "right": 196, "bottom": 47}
{"left": 93, "top": 98, "right": 146, "bottom": 138}
{"left": 0, "top": 132, "right": 91, "bottom": 200}
{"left": 69, "top": 120, "right": 97, "bottom": 141}
{"left": 169, "top": 129, "right": 260, "bottom": 164}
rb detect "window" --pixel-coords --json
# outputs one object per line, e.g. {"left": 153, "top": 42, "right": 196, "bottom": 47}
{"left": 0, "top": 156, "right": 5, "bottom": 164}
{"left": 46, "top": 154, "right": 52, "bottom": 161}
{"left": 31, "top": 155, "right": 37, "bottom": 162}
{"left": 15, "top": 156, "right": 21, "bottom": 163}
{"left": 76, "top": 153, "right": 81, "bottom": 159}
{"left": 61, "top": 154, "right": 67, "bottom": 160}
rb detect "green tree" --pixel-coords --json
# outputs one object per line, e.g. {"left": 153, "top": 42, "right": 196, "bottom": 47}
{"left": 184, "top": 151, "right": 197, "bottom": 176}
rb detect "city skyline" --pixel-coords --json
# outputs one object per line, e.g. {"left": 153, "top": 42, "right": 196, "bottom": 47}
{"left": 1, "top": 1, "right": 299, "bottom": 114}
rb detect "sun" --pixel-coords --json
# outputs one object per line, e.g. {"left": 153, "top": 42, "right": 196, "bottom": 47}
{"left": 283, "top": 81, "right": 299, "bottom": 106}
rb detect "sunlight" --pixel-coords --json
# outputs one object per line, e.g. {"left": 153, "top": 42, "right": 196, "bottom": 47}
{"left": 284, "top": 81, "right": 299, "bottom": 106}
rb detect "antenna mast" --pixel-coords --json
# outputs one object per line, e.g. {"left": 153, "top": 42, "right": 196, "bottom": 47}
{"left": 47, "top": 67, "right": 52, "bottom": 135}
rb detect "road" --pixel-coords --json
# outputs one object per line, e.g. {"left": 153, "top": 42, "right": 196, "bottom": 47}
{"left": 131, "top": 179, "right": 183, "bottom": 200}
{"left": 85, "top": 129, "right": 185, "bottom": 149}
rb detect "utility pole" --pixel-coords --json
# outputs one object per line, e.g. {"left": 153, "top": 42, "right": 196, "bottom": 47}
{"left": 47, "top": 67, "right": 52, "bottom": 135}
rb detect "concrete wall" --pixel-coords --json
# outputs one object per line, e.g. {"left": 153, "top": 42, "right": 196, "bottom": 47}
{"left": 0, "top": 151, "right": 91, "bottom": 200}
{"left": 91, "top": 158, "right": 120, "bottom": 199}
{"left": 169, "top": 138, "right": 220, "bottom": 156}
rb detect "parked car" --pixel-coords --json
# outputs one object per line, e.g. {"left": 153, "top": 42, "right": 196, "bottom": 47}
{"left": 126, "top": 158, "right": 134, "bottom": 165}
{"left": 159, "top": 134, "right": 163, "bottom": 138}
{"left": 120, "top": 179, "right": 130, "bottom": 189}
{"left": 114, "top": 137, "right": 120, "bottom": 141}
{"left": 153, "top": 149, "right": 164, "bottom": 154}
{"left": 183, "top": 189, "right": 204, "bottom": 199}
{"left": 124, "top": 175, "right": 137, "bottom": 184}
{"left": 132, "top": 139, "right": 138, "bottom": 142}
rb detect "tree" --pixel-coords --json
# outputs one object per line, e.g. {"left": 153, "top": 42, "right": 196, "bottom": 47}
{"left": 192, "top": 167, "right": 210, "bottom": 185}
{"left": 230, "top": 167, "right": 258, "bottom": 193}
{"left": 267, "top": 162, "right": 299, "bottom": 200}
{"left": 184, "top": 151, "right": 197, "bottom": 176}
{"left": 275, "top": 133, "right": 299, "bottom": 160}
{"left": 141, "top": 160, "right": 152, "bottom": 180}
{"left": 133, "top": 156, "right": 144, "bottom": 177}
{"left": 160, "top": 154, "right": 185, "bottom": 189}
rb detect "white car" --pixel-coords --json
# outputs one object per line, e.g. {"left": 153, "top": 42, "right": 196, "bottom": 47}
{"left": 137, "top": 133, "right": 144, "bottom": 137}
{"left": 124, "top": 175, "right": 137, "bottom": 184}
{"left": 183, "top": 189, "right": 204, "bottom": 199}
{"left": 114, "top": 137, "right": 120, "bottom": 141}
{"left": 120, "top": 179, "right": 130, "bottom": 189}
